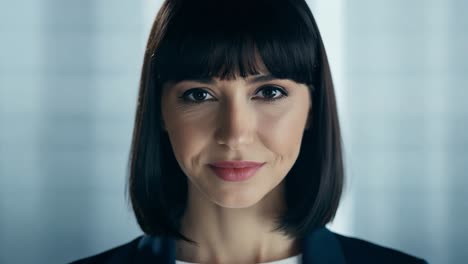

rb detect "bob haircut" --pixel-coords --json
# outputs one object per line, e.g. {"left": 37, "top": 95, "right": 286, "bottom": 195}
{"left": 127, "top": 0, "right": 344, "bottom": 244}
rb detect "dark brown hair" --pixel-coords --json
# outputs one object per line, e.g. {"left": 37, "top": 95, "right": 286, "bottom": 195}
{"left": 127, "top": 0, "right": 344, "bottom": 244}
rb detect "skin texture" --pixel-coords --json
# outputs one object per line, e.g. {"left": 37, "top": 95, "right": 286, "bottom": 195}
{"left": 160, "top": 71, "right": 312, "bottom": 264}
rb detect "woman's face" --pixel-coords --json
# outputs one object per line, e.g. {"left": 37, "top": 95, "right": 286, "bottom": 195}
{"left": 160, "top": 73, "right": 311, "bottom": 209}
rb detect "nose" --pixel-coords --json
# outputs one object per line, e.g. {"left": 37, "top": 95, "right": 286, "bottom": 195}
{"left": 215, "top": 98, "right": 254, "bottom": 150}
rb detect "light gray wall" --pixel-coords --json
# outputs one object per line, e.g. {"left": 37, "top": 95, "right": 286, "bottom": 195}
{"left": 0, "top": 0, "right": 150, "bottom": 263}
{"left": 1, "top": 0, "right": 466, "bottom": 263}
{"left": 318, "top": 1, "right": 468, "bottom": 263}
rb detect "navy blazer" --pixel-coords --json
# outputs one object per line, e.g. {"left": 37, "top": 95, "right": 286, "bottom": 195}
{"left": 70, "top": 227, "right": 427, "bottom": 264}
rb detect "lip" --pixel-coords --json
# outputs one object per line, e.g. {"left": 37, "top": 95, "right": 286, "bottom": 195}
{"left": 209, "top": 161, "right": 265, "bottom": 168}
{"left": 208, "top": 161, "right": 265, "bottom": 182}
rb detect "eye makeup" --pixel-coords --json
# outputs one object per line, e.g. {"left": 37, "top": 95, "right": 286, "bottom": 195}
{"left": 177, "top": 84, "right": 289, "bottom": 105}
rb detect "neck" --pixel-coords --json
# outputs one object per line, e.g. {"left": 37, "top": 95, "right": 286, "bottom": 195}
{"left": 175, "top": 182, "right": 301, "bottom": 264}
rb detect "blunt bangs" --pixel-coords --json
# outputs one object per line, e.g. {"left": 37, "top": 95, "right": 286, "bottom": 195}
{"left": 152, "top": 0, "right": 320, "bottom": 87}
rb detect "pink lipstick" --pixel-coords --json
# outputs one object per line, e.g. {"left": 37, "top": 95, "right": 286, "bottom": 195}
{"left": 208, "top": 161, "right": 265, "bottom": 182}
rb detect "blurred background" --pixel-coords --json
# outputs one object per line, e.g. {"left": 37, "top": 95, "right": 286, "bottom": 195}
{"left": 1, "top": 0, "right": 466, "bottom": 263}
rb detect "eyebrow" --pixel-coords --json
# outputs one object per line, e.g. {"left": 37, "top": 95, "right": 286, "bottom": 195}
{"left": 182, "top": 74, "right": 280, "bottom": 85}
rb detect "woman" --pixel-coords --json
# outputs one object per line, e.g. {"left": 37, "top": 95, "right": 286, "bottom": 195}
{"left": 71, "top": 0, "right": 427, "bottom": 263}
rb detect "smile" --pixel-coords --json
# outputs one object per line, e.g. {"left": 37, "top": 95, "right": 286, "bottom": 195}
{"left": 208, "top": 163, "right": 265, "bottom": 182}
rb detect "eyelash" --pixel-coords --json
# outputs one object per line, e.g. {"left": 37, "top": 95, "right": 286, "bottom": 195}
{"left": 177, "top": 85, "right": 288, "bottom": 105}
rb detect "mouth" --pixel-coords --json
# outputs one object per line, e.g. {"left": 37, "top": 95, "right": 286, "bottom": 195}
{"left": 208, "top": 162, "right": 265, "bottom": 182}
{"left": 208, "top": 160, "right": 265, "bottom": 168}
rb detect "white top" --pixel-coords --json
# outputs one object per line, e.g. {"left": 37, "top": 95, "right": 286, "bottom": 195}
{"left": 175, "top": 253, "right": 302, "bottom": 264}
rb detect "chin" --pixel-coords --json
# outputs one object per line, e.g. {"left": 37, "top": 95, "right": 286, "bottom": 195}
{"left": 209, "top": 188, "right": 270, "bottom": 209}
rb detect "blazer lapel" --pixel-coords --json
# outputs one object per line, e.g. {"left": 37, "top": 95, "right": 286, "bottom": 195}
{"left": 301, "top": 227, "right": 346, "bottom": 264}
{"left": 135, "top": 234, "right": 175, "bottom": 264}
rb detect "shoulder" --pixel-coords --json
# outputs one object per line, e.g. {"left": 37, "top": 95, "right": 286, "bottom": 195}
{"left": 331, "top": 231, "right": 427, "bottom": 264}
{"left": 68, "top": 236, "right": 143, "bottom": 264}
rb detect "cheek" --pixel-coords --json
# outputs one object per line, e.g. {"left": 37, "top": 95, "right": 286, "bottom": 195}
{"left": 161, "top": 97, "right": 210, "bottom": 173}
{"left": 165, "top": 120, "right": 209, "bottom": 174}
{"left": 257, "top": 106, "right": 308, "bottom": 159}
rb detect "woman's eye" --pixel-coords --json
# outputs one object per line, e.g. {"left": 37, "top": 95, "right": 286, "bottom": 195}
{"left": 179, "top": 88, "right": 215, "bottom": 104}
{"left": 255, "top": 85, "right": 288, "bottom": 101}
{"left": 178, "top": 85, "right": 288, "bottom": 105}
